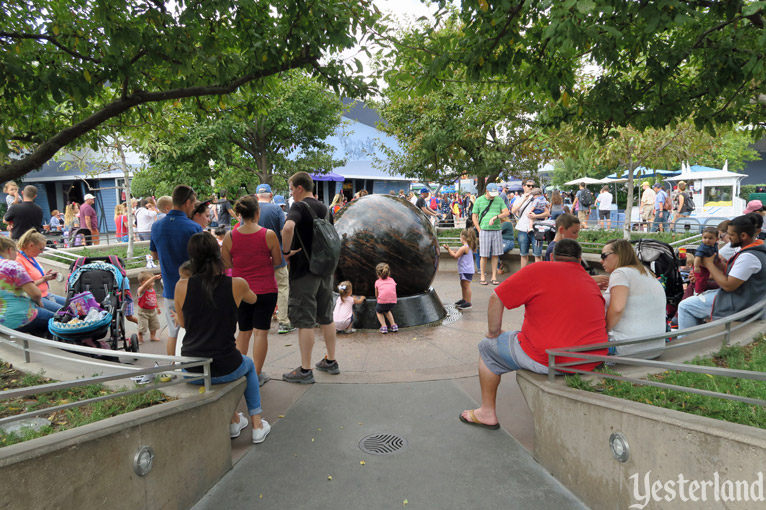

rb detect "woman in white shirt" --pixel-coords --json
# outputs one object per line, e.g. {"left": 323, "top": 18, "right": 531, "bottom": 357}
{"left": 600, "top": 239, "right": 666, "bottom": 359}
{"left": 595, "top": 186, "right": 613, "bottom": 230}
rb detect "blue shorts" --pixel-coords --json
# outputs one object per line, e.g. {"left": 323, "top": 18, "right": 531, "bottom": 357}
{"left": 517, "top": 230, "right": 542, "bottom": 257}
{"left": 459, "top": 273, "right": 473, "bottom": 281}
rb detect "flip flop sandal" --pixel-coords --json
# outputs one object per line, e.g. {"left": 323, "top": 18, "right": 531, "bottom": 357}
{"left": 491, "top": 280, "right": 500, "bottom": 285}
{"left": 480, "top": 280, "right": 488, "bottom": 285}
{"left": 459, "top": 410, "right": 500, "bottom": 430}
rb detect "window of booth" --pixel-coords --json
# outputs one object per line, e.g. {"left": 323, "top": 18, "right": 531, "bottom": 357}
{"left": 704, "top": 186, "right": 733, "bottom": 207}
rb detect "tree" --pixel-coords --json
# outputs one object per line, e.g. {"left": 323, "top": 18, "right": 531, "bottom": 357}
{"left": 135, "top": 71, "right": 346, "bottom": 196}
{"left": 391, "top": 1, "right": 766, "bottom": 135}
{"left": 375, "top": 23, "right": 546, "bottom": 194}
{"left": 0, "top": 0, "right": 381, "bottom": 181}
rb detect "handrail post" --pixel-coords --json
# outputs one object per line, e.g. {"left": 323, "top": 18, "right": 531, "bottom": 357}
{"left": 203, "top": 362, "right": 211, "bottom": 392}
{"left": 22, "top": 338, "right": 30, "bottom": 363}
{"left": 548, "top": 353, "right": 556, "bottom": 382}
{"left": 724, "top": 322, "right": 731, "bottom": 345}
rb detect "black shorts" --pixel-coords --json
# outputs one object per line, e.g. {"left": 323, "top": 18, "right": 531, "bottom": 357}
{"left": 599, "top": 210, "right": 611, "bottom": 219}
{"left": 238, "top": 292, "right": 278, "bottom": 331}
{"left": 376, "top": 302, "right": 395, "bottom": 314}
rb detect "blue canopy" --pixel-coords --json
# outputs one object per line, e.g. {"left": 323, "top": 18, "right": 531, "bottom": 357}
{"left": 311, "top": 172, "right": 345, "bottom": 182}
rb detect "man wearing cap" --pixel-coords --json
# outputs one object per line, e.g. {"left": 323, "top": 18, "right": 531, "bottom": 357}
{"left": 473, "top": 183, "right": 510, "bottom": 285}
{"left": 256, "top": 184, "right": 294, "bottom": 334}
{"left": 416, "top": 188, "right": 440, "bottom": 227}
{"left": 640, "top": 181, "right": 656, "bottom": 231}
{"left": 3, "top": 185, "right": 43, "bottom": 240}
{"left": 651, "top": 183, "right": 669, "bottom": 232}
{"left": 79, "top": 193, "right": 99, "bottom": 245}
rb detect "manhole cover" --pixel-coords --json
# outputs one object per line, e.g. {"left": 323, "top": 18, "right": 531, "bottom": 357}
{"left": 358, "top": 433, "right": 408, "bottom": 455}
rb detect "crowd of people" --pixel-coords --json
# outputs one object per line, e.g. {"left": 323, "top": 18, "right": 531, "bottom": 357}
{"left": 3, "top": 172, "right": 766, "bottom": 439}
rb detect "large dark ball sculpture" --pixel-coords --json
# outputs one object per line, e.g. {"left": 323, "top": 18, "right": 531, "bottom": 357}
{"left": 333, "top": 194, "right": 446, "bottom": 328}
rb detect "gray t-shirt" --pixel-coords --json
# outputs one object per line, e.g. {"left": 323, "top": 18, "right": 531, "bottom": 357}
{"left": 605, "top": 266, "right": 666, "bottom": 358}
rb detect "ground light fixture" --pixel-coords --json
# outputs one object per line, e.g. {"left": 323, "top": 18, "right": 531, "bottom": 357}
{"left": 133, "top": 446, "right": 155, "bottom": 476}
{"left": 609, "top": 432, "right": 630, "bottom": 462}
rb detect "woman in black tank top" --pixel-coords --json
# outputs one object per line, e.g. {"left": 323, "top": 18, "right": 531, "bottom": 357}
{"left": 174, "top": 233, "right": 271, "bottom": 444}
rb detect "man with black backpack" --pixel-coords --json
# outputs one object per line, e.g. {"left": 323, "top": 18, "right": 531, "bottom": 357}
{"left": 573, "top": 182, "right": 593, "bottom": 229}
{"left": 281, "top": 171, "right": 341, "bottom": 384}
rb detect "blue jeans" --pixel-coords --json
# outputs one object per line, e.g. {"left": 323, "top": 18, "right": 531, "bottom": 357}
{"left": 677, "top": 290, "right": 717, "bottom": 330}
{"left": 42, "top": 294, "right": 67, "bottom": 312}
{"left": 137, "top": 232, "right": 152, "bottom": 241}
{"left": 498, "top": 239, "right": 514, "bottom": 269}
{"left": 189, "top": 356, "right": 262, "bottom": 416}
{"left": 517, "top": 231, "right": 542, "bottom": 257}
{"left": 651, "top": 210, "right": 669, "bottom": 232}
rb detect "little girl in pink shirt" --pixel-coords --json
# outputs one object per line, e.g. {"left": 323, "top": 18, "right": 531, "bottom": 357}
{"left": 374, "top": 262, "right": 398, "bottom": 334}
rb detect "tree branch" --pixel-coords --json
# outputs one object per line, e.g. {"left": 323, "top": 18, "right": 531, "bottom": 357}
{"left": 0, "top": 51, "right": 317, "bottom": 181}
{"left": 0, "top": 32, "right": 102, "bottom": 64}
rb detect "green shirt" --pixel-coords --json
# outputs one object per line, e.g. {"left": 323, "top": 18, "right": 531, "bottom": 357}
{"left": 473, "top": 195, "right": 507, "bottom": 230}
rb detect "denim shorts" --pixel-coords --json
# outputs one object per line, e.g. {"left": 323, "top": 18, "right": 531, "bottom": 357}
{"left": 459, "top": 273, "right": 473, "bottom": 281}
{"left": 478, "top": 331, "right": 548, "bottom": 375}
{"left": 517, "top": 230, "right": 542, "bottom": 257}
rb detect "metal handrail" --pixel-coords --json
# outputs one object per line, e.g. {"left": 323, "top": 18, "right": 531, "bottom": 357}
{"left": 0, "top": 324, "right": 213, "bottom": 427}
{"left": 545, "top": 295, "right": 766, "bottom": 406}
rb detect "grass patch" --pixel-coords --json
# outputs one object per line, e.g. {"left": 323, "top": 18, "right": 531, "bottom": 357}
{"left": 43, "top": 245, "right": 151, "bottom": 270}
{"left": 566, "top": 336, "right": 766, "bottom": 429}
{"left": 0, "top": 361, "right": 172, "bottom": 447}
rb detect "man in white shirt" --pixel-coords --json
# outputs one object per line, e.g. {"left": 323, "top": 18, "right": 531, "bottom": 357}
{"left": 595, "top": 186, "right": 613, "bottom": 230}
{"left": 135, "top": 198, "right": 158, "bottom": 241}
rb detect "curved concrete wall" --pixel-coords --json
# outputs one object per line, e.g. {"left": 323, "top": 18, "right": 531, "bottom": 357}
{"left": 0, "top": 379, "right": 245, "bottom": 510}
{"left": 517, "top": 372, "right": 766, "bottom": 510}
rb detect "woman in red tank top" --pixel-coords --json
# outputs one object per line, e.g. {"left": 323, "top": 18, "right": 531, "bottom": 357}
{"left": 221, "top": 195, "right": 282, "bottom": 385}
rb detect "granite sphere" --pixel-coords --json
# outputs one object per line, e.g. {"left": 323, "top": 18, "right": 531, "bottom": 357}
{"left": 333, "top": 194, "right": 440, "bottom": 297}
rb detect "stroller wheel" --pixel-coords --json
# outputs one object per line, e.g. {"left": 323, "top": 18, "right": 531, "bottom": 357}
{"left": 130, "top": 334, "right": 140, "bottom": 353}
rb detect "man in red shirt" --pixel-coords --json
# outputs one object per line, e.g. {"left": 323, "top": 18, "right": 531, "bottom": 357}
{"left": 79, "top": 193, "right": 99, "bottom": 245}
{"left": 459, "top": 239, "right": 608, "bottom": 429}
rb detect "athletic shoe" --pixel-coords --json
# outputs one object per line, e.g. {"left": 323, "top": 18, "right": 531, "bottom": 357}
{"left": 457, "top": 302, "right": 472, "bottom": 310}
{"left": 390, "top": 324, "right": 399, "bottom": 332}
{"left": 379, "top": 326, "right": 388, "bottom": 334}
{"left": 258, "top": 372, "right": 271, "bottom": 387}
{"left": 454, "top": 299, "right": 466, "bottom": 306}
{"left": 315, "top": 356, "right": 340, "bottom": 375}
{"left": 282, "top": 367, "right": 315, "bottom": 384}
{"left": 252, "top": 419, "right": 271, "bottom": 444}
{"left": 278, "top": 323, "right": 296, "bottom": 334}
{"left": 229, "top": 412, "right": 249, "bottom": 438}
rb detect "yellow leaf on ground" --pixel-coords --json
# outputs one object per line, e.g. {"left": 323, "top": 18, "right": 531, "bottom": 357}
{"left": 328, "top": 475, "right": 332, "bottom": 480}
{"left": 278, "top": 415, "right": 285, "bottom": 418}
{"left": 360, "top": 461, "right": 365, "bottom": 465}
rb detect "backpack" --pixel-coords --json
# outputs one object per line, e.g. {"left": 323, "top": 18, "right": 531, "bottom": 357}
{"left": 662, "top": 190, "right": 673, "bottom": 212}
{"left": 682, "top": 192, "right": 695, "bottom": 212}
{"left": 579, "top": 188, "right": 593, "bottom": 208}
{"left": 429, "top": 196, "right": 438, "bottom": 210}
{"left": 295, "top": 201, "right": 341, "bottom": 275}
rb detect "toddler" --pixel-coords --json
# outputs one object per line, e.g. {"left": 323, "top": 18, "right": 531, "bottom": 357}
{"left": 3, "top": 181, "right": 19, "bottom": 208}
{"left": 374, "top": 262, "right": 398, "bottom": 334}
{"left": 692, "top": 227, "right": 719, "bottom": 294}
{"left": 136, "top": 270, "right": 162, "bottom": 343}
{"left": 214, "top": 227, "right": 233, "bottom": 276}
{"left": 333, "top": 281, "right": 365, "bottom": 334}
{"left": 443, "top": 228, "right": 478, "bottom": 310}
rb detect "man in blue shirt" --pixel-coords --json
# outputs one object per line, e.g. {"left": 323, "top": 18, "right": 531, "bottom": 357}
{"left": 150, "top": 185, "right": 202, "bottom": 355}
{"left": 255, "top": 183, "right": 294, "bottom": 335}
{"left": 651, "top": 183, "right": 669, "bottom": 232}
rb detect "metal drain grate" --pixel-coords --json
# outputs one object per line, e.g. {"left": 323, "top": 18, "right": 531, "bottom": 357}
{"left": 358, "top": 433, "right": 408, "bottom": 455}
{"left": 438, "top": 305, "right": 461, "bottom": 326}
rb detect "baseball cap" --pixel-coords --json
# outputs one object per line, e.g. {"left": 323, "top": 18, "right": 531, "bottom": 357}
{"left": 652, "top": 183, "right": 661, "bottom": 189}
{"left": 744, "top": 199, "right": 764, "bottom": 214}
{"left": 256, "top": 184, "right": 272, "bottom": 194}
{"left": 486, "top": 183, "right": 499, "bottom": 197}
{"left": 273, "top": 194, "right": 287, "bottom": 206}
{"left": 420, "top": 187, "right": 430, "bottom": 194}
{"left": 83, "top": 193, "right": 95, "bottom": 200}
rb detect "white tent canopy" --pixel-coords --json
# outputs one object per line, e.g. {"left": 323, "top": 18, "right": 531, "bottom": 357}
{"left": 665, "top": 170, "right": 746, "bottom": 181}
{"left": 564, "top": 177, "right": 603, "bottom": 185}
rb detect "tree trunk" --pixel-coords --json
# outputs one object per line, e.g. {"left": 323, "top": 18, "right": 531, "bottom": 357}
{"left": 623, "top": 155, "right": 634, "bottom": 241}
{"left": 116, "top": 141, "right": 135, "bottom": 259}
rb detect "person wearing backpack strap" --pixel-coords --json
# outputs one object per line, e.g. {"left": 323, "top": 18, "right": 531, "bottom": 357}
{"left": 651, "top": 183, "right": 670, "bottom": 232}
{"left": 573, "top": 182, "right": 593, "bottom": 229}
{"left": 280, "top": 171, "right": 340, "bottom": 384}
{"left": 671, "top": 180, "right": 692, "bottom": 229}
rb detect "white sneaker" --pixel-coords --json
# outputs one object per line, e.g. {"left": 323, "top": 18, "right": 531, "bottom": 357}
{"left": 252, "top": 419, "right": 271, "bottom": 444}
{"left": 229, "top": 412, "right": 249, "bottom": 438}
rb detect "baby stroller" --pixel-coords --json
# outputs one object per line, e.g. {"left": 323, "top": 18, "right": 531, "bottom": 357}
{"left": 631, "top": 239, "right": 685, "bottom": 319}
{"left": 48, "top": 255, "right": 139, "bottom": 353}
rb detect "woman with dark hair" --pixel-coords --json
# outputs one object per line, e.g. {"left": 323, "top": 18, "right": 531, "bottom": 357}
{"left": 600, "top": 239, "right": 666, "bottom": 358}
{"left": 221, "top": 195, "right": 281, "bottom": 387}
{"left": 191, "top": 200, "right": 211, "bottom": 230}
{"left": 174, "top": 232, "right": 270, "bottom": 443}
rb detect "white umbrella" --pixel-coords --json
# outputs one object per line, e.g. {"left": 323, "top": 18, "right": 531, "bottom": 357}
{"left": 564, "top": 177, "right": 603, "bottom": 185}
{"left": 599, "top": 177, "right": 628, "bottom": 184}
